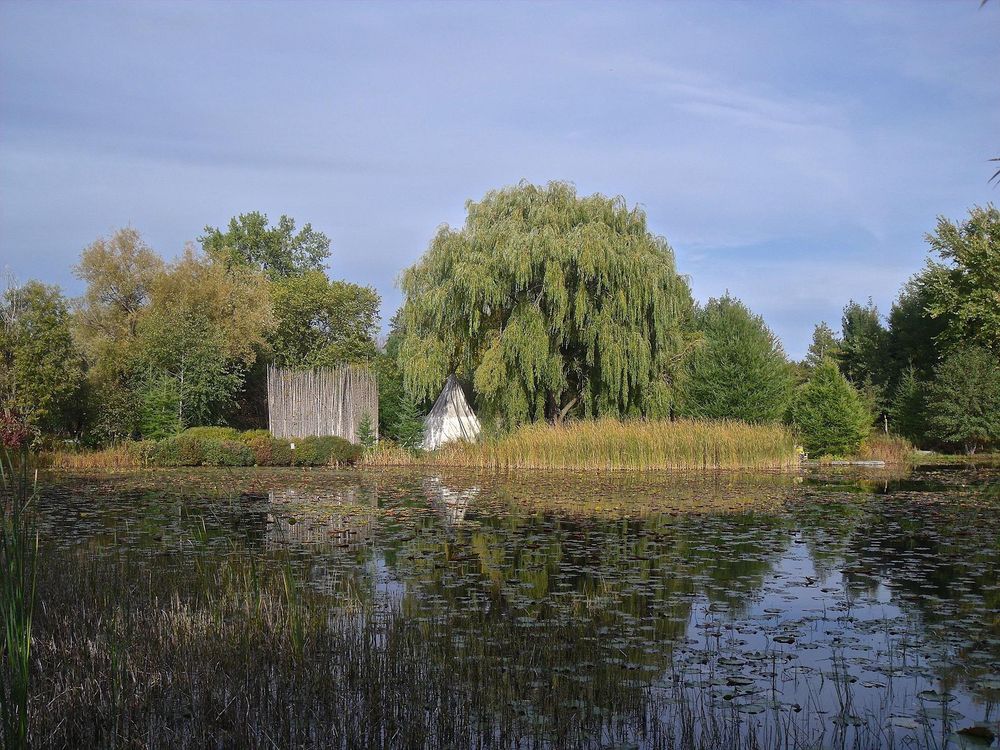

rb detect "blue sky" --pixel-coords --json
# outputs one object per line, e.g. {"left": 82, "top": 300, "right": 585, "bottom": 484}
{"left": 1, "top": 1, "right": 997, "bottom": 358}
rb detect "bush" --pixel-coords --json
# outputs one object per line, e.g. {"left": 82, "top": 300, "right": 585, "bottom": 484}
{"left": 292, "top": 436, "right": 362, "bottom": 467}
{"left": 180, "top": 426, "right": 241, "bottom": 442}
{"left": 790, "top": 359, "right": 871, "bottom": 457}
{"left": 245, "top": 436, "right": 293, "bottom": 466}
{"left": 202, "top": 439, "right": 254, "bottom": 467}
{"left": 239, "top": 429, "right": 271, "bottom": 443}
{"left": 150, "top": 438, "right": 182, "bottom": 467}
{"left": 150, "top": 435, "right": 207, "bottom": 466}
{"left": 126, "top": 440, "right": 157, "bottom": 466}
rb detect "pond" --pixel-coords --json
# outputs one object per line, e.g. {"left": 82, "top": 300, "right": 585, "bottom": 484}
{"left": 24, "top": 463, "right": 1000, "bottom": 749}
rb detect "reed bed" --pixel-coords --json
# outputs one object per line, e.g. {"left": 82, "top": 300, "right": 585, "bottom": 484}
{"left": 25, "top": 539, "right": 893, "bottom": 750}
{"left": 426, "top": 418, "right": 798, "bottom": 471}
{"left": 40, "top": 443, "right": 148, "bottom": 470}
{"left": 1, "top": 452, "right": 38, "bottom": 750}
{"left": 858, "top": 434, "right": 915, "bottom": 464}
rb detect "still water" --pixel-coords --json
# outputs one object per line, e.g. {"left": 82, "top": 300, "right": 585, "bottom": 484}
{"left": 34, "top": 464, "right": 1000, "bottom": 748}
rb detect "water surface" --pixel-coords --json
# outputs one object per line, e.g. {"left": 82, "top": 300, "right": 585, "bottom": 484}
{"left": 35, "top": 463, "right": 1000, "bottom": 748}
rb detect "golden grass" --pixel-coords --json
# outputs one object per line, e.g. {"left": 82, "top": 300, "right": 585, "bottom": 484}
{"left": 39, "top": 443, "right": 149, "bottom": 470}
{"left": 858, "top": 434, "right": 915, "bottom": 464}
{"left": 424, "top": 418, "right": 797, "bottom": 471}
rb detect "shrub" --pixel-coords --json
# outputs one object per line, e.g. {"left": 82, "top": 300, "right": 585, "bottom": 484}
{"left": 180, "top": 426, "right": 241, "bottom": 442}
{"left": 245, "top": 436, "right": 293, "bottom": 466}
{"left": 150, "top": 435, "right": 207, "bottom": 466}
{"left": 292, "top": 436, "right": 362, "bottom": 467}
{"left": 202, "top": 439, "right": 254, "bottom": 467}
{"left": 127, "top": 440, "right": 157, "bottom": 466}
{"left": 150, "top": 438, "right": 182, "bottom": 467}
{"left": 239, "top": 429, "right": 271, "bottom": 443}
{"left": 790, "top": 359, "right": 871, "bottom": 457}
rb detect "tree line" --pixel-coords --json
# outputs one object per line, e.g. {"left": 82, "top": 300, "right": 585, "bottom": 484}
{"left": 2, "top": 183, "right": 998, "bottom": 455}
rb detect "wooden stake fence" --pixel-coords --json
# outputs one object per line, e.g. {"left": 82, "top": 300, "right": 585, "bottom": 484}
{"left": 267, "top": 365, "right": 378, "bottom": 443}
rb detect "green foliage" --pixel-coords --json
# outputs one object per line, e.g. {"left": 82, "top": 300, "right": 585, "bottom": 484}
{"left": 201, "top": 439, "right": 254, "bottom": 467}
{"left": 200, "top": 212, "right": 331, "bottom": 279}
{"left": 180, "top": 426, "right": 241, "bottom": 441}
{"left": 889, "top": 367, "right": 929, "bottom": 446}
{"left": 291, "top": 436, "right": 361, "bottom": 466}
{"left": 839, "top": 299, "right": 888, "bottom": 387}
{"left": 74, "top": 233, "right": 274, "bottom": 442}
{"left": 925, "top": 346, "right": 1000, "bottom": 454}
{"left": 393, "top": 391, "right": 425, "bottom": 452}
{"left": 804, "top": 322, "right": 840, "bottom": 370}
{"left": 790, "top": 359, "right": 871, "bottom": 457}
{"left": 922, "top": 205, "right": 1000, "bottom": 354}
{"left": 357, "top": 411, "right": 376, "bottom": 449}
{"left": 376, "top": 314, "right": 405, "bottom": 439}
{"left": 138, "top": 375, "right": 182, "bottom": 440}
{"left": 0, "top": 281, "right": 85, "bottom": 438}
{"left": 677, "top": 296, "right": 792, "bottom": 423}
{"left": 398, "top": 181, "right": 695, "bottom": 426}
{"left": 244, "top": 435, "right": 292, "bottom": 466}
{"left": 885, "top": 276, "right": 947, "bottom": 386}
{"left": 271, "top": 271, "right": 379, "bottom": 368}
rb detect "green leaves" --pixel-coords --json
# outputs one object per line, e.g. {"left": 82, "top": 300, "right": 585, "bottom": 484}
{"left": 200, "top": 212, "right": 331, "bottom": 279}
{"left": 399, "top": 181, "right": 694, "bottom": 426}
{"left": 923, "top": 205, "right": 1000, "bottom": 354}
{"left": 271, "top": 271, "right": 379, "bottom": 369}
{"left": 0, "top": 281, "right": 84, "bottom": 439}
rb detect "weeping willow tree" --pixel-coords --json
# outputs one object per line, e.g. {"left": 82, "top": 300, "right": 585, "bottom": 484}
{"left": 399, "top": 181, "right": 695, "bottom": 426}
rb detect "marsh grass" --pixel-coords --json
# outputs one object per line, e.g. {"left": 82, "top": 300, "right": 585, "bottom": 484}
{"left": 0, "top": 450, "right": 38, "bottom": 750}
{"left": 426, "top": 418, "right": 798, "bottom": 471}
{"left": 40, "top": 442, "right": 149, "bottom": 470}
{"left": 858, "top": 434, "right": 915, "bottom": 464}
{"left": 25, "top": 539, "right": 901, "bottom": 750}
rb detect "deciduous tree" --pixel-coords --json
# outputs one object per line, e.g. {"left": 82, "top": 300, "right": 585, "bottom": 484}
{"left": 922, "top": 204, "right": 1000, "bottom": 354}
{"left": 200, "top": 212, "right": 331, "bottom": 278}
{"left": 398, "top": 181, "right": 695, "bottom": 426}
{"left": 0, "top": 281, "right": 84, "bottom": 438}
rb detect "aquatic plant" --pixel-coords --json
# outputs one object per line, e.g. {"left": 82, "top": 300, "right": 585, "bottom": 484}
{"left": 424, "top": 418, "right": 798, "bottom": 470}
{"left": 0, "top": 450, "right": 38, "bottom": 750}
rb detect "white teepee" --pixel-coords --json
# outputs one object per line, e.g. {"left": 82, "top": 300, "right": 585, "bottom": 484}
{"left": 422, "top": 375, "right": 481, "bottom": 450}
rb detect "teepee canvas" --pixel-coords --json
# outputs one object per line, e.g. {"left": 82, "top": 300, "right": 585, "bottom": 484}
{"left": 422, "top": 375, "right": 481, "bottom": 450}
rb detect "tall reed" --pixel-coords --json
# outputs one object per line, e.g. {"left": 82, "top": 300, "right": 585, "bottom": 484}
{"left": 0, "top": 450, "right": 38, "bottom": 750}
{"left": 425, "top": 418, "right": 798, "bottom": 471}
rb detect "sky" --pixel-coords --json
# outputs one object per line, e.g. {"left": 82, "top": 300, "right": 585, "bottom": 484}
{"left": 1, "top": 1, "right": 997, "bottom": 359}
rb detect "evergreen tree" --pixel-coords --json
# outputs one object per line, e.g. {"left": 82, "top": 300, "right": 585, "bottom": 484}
{"left": 393, "top": 391, "right": 425, "bottom": 451}
{"left": 790, "top": 359, "right": 871, "bottom": 457}
{"left": 399, "top": 181, "right": 695, "bottom": 427}
{"left": 926, "top": 346, "right": 1000, "bottom": 454}
{"left": 805, "top": 322, "right": 840, "bottom": 370}
{"left": 357, "top": 410, "right": 376, "bottom": 449}
{"left": 839, "top": 299, "right": 888, "bottom": 387}
{"left": 888, "top": 367, "right": 928, "bottom": 446}
{"left": 678, "top": 296, "right": 792, "bottom": 423}
{"left": 376, "top": 314, "right": 405, "bottom": 439}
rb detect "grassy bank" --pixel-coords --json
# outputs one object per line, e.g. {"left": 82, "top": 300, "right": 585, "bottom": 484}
{"left": 368, "top": 418, "right": 798, "bottom": 471}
